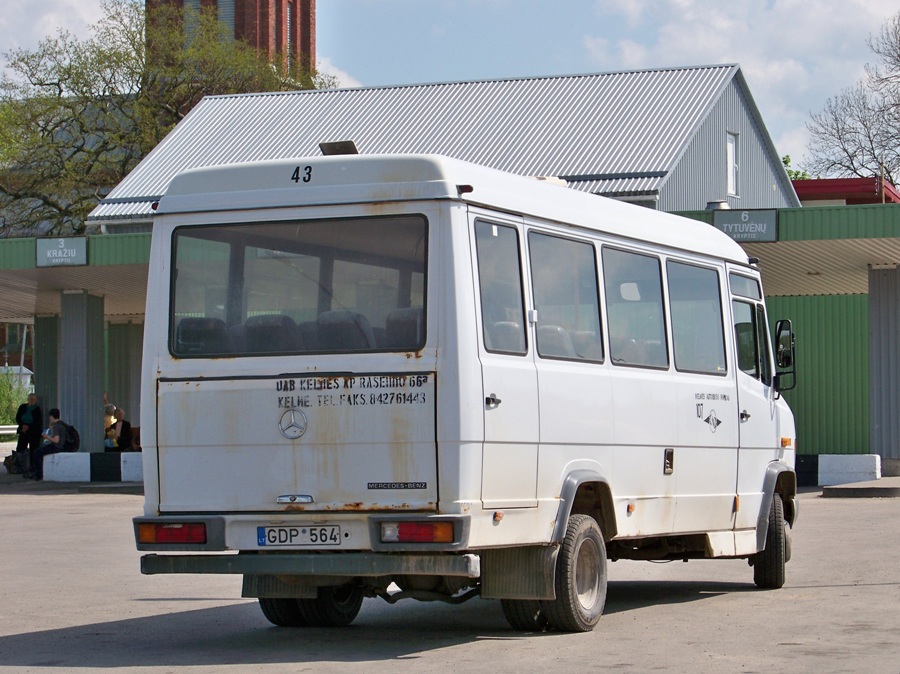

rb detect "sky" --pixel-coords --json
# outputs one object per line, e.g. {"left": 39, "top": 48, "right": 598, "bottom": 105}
{"left": 1, "top": 0, "right": 897, "bottom": 167}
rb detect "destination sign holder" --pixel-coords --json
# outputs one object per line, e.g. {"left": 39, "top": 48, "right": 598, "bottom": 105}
{"left": 712, "top": 209, "right": 778, "bottom": 243}
{"left": 36, "top": 237, "right": 88, "bottom": 268}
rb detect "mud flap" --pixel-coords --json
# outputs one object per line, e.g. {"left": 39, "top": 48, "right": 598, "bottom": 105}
{"left": 480, "top": 545, "right": 559, "bottom": 600}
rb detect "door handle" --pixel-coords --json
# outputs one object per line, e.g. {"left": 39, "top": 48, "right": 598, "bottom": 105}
{"left": 485, "top": 393, "right": 502, "bottom": 408}
{"left": 740, "top": 410, "right": 751, "bottom": 422}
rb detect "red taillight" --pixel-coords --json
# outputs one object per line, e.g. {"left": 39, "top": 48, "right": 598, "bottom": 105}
{"left": 139, "top": 522, "right": 206, "bottom": 544}
{"left": 381, "top": 521, "right": 453, "bottom": 543}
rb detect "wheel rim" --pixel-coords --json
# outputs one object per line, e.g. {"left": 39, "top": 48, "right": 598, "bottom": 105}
{"left": 574, "top": 536, "right": 602, "bottom": 609}
{"left": 331, "top": 585, "right": 358, "bottom": 608}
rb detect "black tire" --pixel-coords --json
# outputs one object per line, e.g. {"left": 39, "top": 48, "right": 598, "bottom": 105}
{"left": 297, "top": 584, "right": 364, "bottom": 627}
{"left": 754, "top": 493, "right": 786, "bottom": 589}
{"left": 501, "top": 599, "right": 549, "bottom": 632}
{"left": 542, "top": 514, "right": 607, "bottom": 632}
{"left": 258, "top": 598, "right": 309, "bottom": 627}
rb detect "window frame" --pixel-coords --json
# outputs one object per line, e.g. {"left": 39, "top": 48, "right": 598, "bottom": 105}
{"left": 527, "top": 230, "right": 604, "bottom": 364}
{"left": 732, "top": 298, "right": 773, "bottom": 385}
{"left": 474, "top": 219, "right": 529, "bottom": 356}
{"left": 666, "top": 259, "right": 728, "bottom": 376}
{"left": 168, "top": 214, "right": 428, "bottom": 358}
{"left": 727, "top": 131, "right": 739, "bottom": 197}
{"left": 602, "top": 245, "right": 670, "bottom": 370}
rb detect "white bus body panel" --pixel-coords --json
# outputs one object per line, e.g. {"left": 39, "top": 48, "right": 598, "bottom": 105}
{"left": 138, "top": 155, "right": 795, "bottom": 566}
{"left": 155, "top": 373, "right": 437, "bottom": 513}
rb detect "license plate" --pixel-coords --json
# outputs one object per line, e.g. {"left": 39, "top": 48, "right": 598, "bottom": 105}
{"left": 257, "top": 525, "right": 342, "bottom": 547}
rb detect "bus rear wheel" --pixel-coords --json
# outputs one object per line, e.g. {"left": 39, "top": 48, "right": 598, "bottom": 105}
{"left": 501, "top": 599, "right": 548, "bottom": 631}
{"left": 542, "top": 514, "right": 607, "bottom": 632}
{"left": 298, "top": 584, "right": 364, "bottom": 627}
{"left": 258, "top": 598, "right": 308, "bottom": 627}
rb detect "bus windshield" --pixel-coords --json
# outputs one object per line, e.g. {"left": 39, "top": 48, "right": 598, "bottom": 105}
{"left": 169, "top": 215, "right": 427, "bottom": 357}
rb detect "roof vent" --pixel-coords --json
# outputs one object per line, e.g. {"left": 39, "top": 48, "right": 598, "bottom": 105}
{"left": 533, "top": 176, "right": 568, "bottom": 187}
{"left": 319, "top": 140, "right": 359, "bottom": 156}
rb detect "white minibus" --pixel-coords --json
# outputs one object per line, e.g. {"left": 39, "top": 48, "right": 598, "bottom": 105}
{"left": 135, "top": 154, "right": 798, "bottom": 632}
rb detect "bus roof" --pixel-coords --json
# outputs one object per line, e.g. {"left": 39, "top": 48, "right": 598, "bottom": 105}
{"left": 158, "top": 154, "right": 751, "bottom": 265}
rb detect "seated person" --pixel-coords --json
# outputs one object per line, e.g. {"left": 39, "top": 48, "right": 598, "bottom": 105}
{"left": 30, "top": 409, "right": 66, "bottom": 481}
{"left": 106, "top": 408, "right": 133, "bottom": 451}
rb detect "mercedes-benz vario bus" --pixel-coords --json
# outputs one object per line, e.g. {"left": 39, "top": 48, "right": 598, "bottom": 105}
{"left": 135, "top": 154, "right": 797, "bottom": 632}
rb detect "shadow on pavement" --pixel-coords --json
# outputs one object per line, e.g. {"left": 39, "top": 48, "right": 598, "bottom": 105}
{"left": 0, "top": 579, "right": 753, "bottom": 668}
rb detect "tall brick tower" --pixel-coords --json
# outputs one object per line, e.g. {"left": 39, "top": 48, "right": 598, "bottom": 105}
{"left": 147, "top": 0, "right": 316, "bottom": 70}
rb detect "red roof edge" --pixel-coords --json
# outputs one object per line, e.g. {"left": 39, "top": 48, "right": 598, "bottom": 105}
{"left": 792, "top": 177, "right": 900, "bottom": 204}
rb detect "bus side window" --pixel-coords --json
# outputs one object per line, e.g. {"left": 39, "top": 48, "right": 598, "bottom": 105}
{"left": 528, "top": 232, "right": 603, "bottom": 362}
{"left": 756, "top": 304, "right": 773, "bottom": 386}
{"left": 733, "top": 300, "right": 761, "bottom": 379}
{"left": 602, "top": 247, "right": 668, "bottom": 368}
{"left": 667, "top": 261, "right": 726, "bottom": 375}
{"left": 475, "top": 220, "right": 527, "bottom": 355}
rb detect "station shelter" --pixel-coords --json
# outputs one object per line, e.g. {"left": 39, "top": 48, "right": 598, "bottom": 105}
{"left": 1, "top": 66, "right": 899, "bottom": 475}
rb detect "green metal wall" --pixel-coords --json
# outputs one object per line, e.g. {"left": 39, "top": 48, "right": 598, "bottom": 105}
{"left": 680, "top": 203, "right": 900, "bottom": 240}
{"left": 767, "top": 294, "right": 869, "bottom": 455}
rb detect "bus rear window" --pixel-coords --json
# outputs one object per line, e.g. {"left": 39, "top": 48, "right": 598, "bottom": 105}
{"left": 170, "top": 215, "right": 427, "bottom": 357}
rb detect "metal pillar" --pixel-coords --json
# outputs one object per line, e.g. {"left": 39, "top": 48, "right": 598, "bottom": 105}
{"left": 869, "top": 266, "right": 900, "bottom": 475}
{"left": 107, "top": 322, "right": 143, "bottom": 426}
{"left": 60, "top": 291, "right": 105, "bottom": 453}
{"left": 33, "top": 316, "right": 60, "bottom": 413}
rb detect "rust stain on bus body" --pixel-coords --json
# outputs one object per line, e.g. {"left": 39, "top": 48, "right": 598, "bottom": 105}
{"left": 280, "top": 502, "right": 431, "bottom": 512}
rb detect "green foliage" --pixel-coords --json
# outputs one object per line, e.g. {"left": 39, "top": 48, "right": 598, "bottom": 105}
{"left": 782, "top": 155, "right": 810, "bottom": 181}
{"left": 0, "top": 374, "right": 29, "bottom": 426}
{"left": 0, "top": 0, "right": 331, "bottom": 237}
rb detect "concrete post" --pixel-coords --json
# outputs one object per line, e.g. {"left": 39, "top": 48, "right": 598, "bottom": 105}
{"left": 33, "top": 315, "right": 60, "bottom": 413}
{"left": 60, "top": 291, "right": 105, "bottom": 452}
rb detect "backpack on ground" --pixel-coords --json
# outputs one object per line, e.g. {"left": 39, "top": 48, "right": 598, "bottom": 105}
{"left": 62, "top": 423, "right": 80, "bottom": 452}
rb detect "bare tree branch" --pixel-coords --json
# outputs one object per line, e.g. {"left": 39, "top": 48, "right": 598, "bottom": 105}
{"left": 806, "top": 11, "right": 900, "bottom": 183}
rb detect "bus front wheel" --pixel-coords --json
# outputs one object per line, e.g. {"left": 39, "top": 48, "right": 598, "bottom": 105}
{"left": 754, "top": 493, "right": 786, "bottom": 589}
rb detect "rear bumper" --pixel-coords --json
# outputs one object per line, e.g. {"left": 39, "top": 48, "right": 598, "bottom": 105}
{"left": 134, "top": 513, "right": 471, "bottom": 552}
{"left": 140, "top": 551, "right": 481, "bottom": 578}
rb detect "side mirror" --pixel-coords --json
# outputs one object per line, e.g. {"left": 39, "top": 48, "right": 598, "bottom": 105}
{"left": 775, "top": 320, "right": 794, "bottom": 368}
{"left": 774, "top": 319, "right": 796, "bottom": 392}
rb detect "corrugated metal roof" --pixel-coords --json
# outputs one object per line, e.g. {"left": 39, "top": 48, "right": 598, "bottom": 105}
{"left": 89, "top": 65, "right": 739, "bottom": 221}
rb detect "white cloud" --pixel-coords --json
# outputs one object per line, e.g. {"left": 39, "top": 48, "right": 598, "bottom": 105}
{"left": 316, "top": 57, "right": 363, "bottom": 89}
{"left": 0, "top": 0, "right": 103, "bottom": 74}
{"left": 583, "top": 35, "right": 612, "bottom": 64}
{"left": 584, "top": 0, "right": 898, "bottom": 163}
{"left": 0, "top": 0, "right": 102, "bottom": 51}
{"left": 618, "top": 39, "right": 650, "bottom": 68}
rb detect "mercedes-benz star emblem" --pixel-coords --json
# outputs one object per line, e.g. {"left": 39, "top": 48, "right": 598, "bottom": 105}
{"left": 279, "top": 408, "right": 308, "bottom": 439}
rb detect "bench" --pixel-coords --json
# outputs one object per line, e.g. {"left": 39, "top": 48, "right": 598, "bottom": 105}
{"left": 43, "top": 451, "right": 143, "bottom": 482}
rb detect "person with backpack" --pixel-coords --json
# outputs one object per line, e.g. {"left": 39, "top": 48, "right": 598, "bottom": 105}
{"left": 28, "top": 408, "right": 68, "bottom": 481}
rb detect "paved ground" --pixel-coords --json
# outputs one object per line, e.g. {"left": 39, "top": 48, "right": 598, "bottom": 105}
{"left": 2, "top": 443, "right": 900, "bottom": 673}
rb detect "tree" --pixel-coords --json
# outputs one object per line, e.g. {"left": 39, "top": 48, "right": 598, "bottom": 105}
{"left": 0, "top": 0, "right": 333, "bottom": 237}
{"left": 782, "top": 155, "right": 810, "bottom": 181}
{"left": 805, "top": 12, "right": 900, "bottom": 184}
{"left": 0, "top": 371, "right": 29, "bottom": 427}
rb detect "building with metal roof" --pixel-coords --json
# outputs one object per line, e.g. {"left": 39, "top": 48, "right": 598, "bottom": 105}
{"left": 89, "top": 64, "right": 799, "bottom": 229}
{"left": 9, "top": 64, "right": 900, "bottom": 480}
